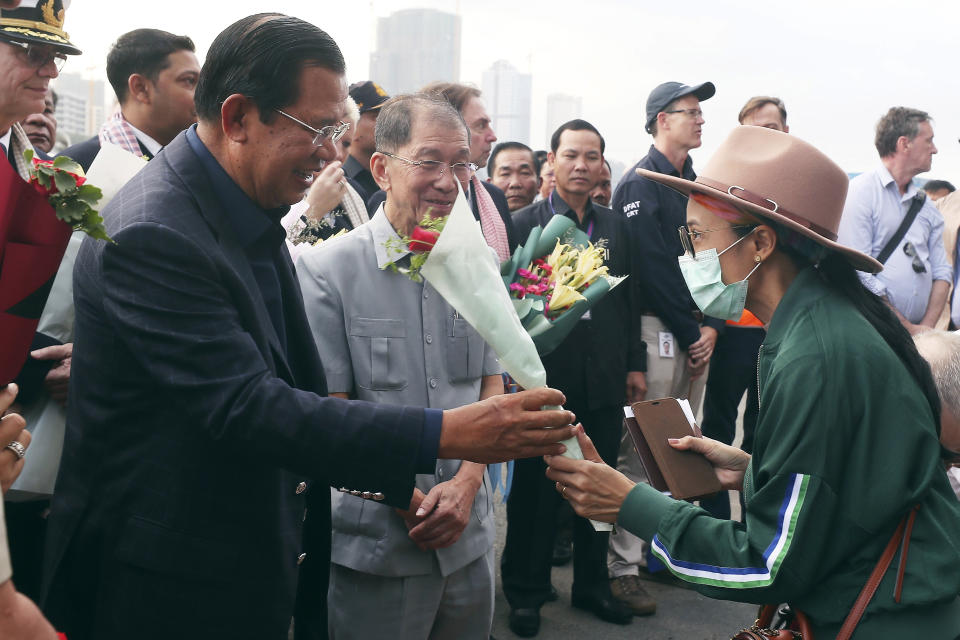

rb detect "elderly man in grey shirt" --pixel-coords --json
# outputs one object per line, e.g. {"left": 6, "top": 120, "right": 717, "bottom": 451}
{"left": 296, "top": 94, "right": 500, "bottom": 639}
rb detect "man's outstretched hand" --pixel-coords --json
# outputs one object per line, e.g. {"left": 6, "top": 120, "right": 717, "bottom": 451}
{"left": 439, "top": 387, "right": 576, "bottom": 463}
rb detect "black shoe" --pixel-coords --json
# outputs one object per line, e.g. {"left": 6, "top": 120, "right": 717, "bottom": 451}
{"left": 546, "top": 584, "right": 559, "bottom": 602}
{"left": 551, "top": 539, "right": 573, "bottom": 566}
{"left": 570, "top": 593, "right": 633, "bottom": 625}
{"left": 508, "top": 608, "right": 540, "bottom": 637}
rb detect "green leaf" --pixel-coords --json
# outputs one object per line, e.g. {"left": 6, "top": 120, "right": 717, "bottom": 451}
{"left": 52, "top": 155, "right": 84, "bottom": 175}
{"left": 55, "top": 199, "right": 86, "bottom": 224}
{"left": 53, "top": 170, "right": 76, "bottom": 194}
{"left": 36, "top": 172, "right": 51, "bottom": 189}
{"left": 22, "top": 149, "right": 34, "bottom": 164}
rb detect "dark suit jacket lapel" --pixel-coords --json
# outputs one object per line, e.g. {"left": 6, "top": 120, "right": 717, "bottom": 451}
{"left": 162, "top": 135, "right": 294, "bottom": 384}
{"left": 138, "top": 139, "right": 154, "bottom": 161}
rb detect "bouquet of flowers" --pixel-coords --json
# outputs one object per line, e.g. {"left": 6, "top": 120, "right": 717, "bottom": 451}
{"left": 383, "top": 213, "right": 447, "bottom": 281}
{"left": 0, "top": 151, "right": 107, "bottom": 385}
{"left": 501, "top": 215, "right": 625, "bottom": 356}
{"left": 391, "top": 186, "right": 623, "bottom": 530}
{"left": 24, "top": 150, "right": 109, "bottom": 242}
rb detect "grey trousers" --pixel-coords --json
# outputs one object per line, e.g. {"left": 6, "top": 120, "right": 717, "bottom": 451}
{"left": 608, "top": 314, "right": 707, "bottom": 578}
{"left": 328, "top": 546, "right": 495, "bottom": 640}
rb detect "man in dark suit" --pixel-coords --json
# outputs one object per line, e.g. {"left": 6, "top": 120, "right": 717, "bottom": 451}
{"left": 61, "top": 28, "right": 199, "bottom": 171}
{"left": 41, "top": 15, "right": 575, "bottom": 640}
{"left": 502, "top": 120, "right": 647, "bottom": 637}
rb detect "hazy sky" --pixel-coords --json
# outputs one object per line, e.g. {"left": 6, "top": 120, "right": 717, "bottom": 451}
{"left": 63, "top": 0, "right": 960, "bottom": 181}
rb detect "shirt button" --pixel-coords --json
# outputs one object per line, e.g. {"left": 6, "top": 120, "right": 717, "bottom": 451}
{"left": 423, "top": 291, "right": 429, "bottom": 299}
{"left": 429, "top": 378, "right": 438, "bottom": 389}
{"left": 425, "top": 333, "right": 433, "bottom": 344}
{"left": 297, "top": 553, "right": 307, "bottom": 566}
{"left": 296, "top": 482, "right": 307, "bottom": 495}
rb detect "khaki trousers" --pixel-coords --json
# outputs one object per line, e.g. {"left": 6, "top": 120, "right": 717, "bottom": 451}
{"left": 607, "top": 314, "right": 707, "bottom": 578}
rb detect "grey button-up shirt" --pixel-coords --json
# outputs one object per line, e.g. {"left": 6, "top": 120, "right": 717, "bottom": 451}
{"left": 296, "top": 207, "right": 500, "bottom": 577}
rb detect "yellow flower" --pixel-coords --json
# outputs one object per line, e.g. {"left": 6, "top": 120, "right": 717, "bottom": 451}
{"left": 548, "top": 282, "right": 586, "bottom": 312}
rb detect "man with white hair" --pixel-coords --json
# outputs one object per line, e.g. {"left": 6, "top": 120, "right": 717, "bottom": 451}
{"left": 913, "top": 329, "right": 960, "bottom": 499}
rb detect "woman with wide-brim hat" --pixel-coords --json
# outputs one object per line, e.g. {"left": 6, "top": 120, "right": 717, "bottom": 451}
{"left": 545, "top": 126, "right": 960, "bottom": 639}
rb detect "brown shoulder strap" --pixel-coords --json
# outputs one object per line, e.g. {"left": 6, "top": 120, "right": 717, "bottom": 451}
{"left": 835, "top": 505, "right": 920, "bottom": 640}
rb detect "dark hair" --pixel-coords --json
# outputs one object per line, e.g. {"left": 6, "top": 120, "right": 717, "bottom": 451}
{"left": 738, "top": 96, "right": 788, "bottom": 127}
{"left": 374, "top": 93, "right": 466, "bottom": 154}
{"left": 107, "top": 29, "right": 196, "bottom": 104}
{"left": 550, "top": 119, "right": 605, "bottom": 154}
{"left": 727, "top": 221, "right": 942, "bottom": 434}
{"left": 420, "top": 82, "right": 481, "bottom": 113}
{"left": 924, "top": 179, "right": 955, "bottom": 194}
{"left": 194, "top": 14, "right": 345, "bottom": 123}
{"left": 534, "top": 150, "right": 548, "bottom": 173}
{"left": 875, "top": 107, "right": 930, "bottom": 157}
{"left": 488, "top": 141, "right": 534, "bottom": 175}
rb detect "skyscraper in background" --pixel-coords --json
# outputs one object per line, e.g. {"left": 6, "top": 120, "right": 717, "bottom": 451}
{"left": 53, "top": 72, "right": 107, "bottom": 147}
{"left": 545, "top": 93, "right": 583, "bottom": 144}
{"left": 481, "top": 60, "right": 531, "bottom": 145}
{"left": 369, "top": 9, "right": 461, "bottom": 94}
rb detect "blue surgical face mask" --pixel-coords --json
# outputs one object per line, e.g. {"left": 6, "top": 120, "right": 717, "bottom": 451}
{"left": 678, "top": 230, "right": 761, "bottom": 321}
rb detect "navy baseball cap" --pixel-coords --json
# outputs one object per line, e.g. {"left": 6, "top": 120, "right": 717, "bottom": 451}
{"left": 645, "top": 81, "right": 715, "bottom": 133}
{"left": 349, "top": 81, "right": 390, "bottom": 114}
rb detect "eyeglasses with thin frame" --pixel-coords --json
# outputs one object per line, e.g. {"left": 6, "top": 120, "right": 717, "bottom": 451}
{"left": 902, "top": 242, "right": 927, "bottom": 273}
{"left": 678, "top": 224, "right": 754, "bottom": 258}
{"left": 6, "top": 40, "right": 67, "bottom": 72}
{"left": 380, "top": 151, "right": 478, "bottom": 182}
{"left": 273, "top": 108, "right": 350, "bottom": 146}
{"left": 664, "top": 108, "right": 703, "bottom": 119}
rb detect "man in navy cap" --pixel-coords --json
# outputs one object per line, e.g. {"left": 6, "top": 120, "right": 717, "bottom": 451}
{"left": 344, "top": 80, "right": 389, "bottom": 202}
{"left": 606, "top": 80, "right": 721, "bottom": 616}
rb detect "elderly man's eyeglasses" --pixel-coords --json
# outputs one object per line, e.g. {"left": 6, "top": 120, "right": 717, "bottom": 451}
{"left": 380, "top": 151, "right": 478, "bottom": 181}
{"left": 678, "top": 225, "right": 754, "bottom": 258}
{"left": 902, "top": 242, "right": 927, "bottom": 273}
{"left": 7, "top": 41, "right": 67, "bottom": 72}
{"left": 665, "top": 108, "right": 703, "bottom": 119}
{"left": 273, "top": 109, "right": 350, "bottom": 146}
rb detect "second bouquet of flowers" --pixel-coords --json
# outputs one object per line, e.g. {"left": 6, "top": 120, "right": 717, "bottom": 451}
{"left": 501, "top": 215, "right": 625, "bottom": 356}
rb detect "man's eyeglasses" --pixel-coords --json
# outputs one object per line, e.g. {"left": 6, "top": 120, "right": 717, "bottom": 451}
{"left": 380, "top": 151, "right": 478, "bottom": 181}
{"left": 273, "top": 109, "right": 350, "bottom": 146}
{"left": 664, "top": 108, "right": 703, "bottom": 119}
{"left": 902, "top": 242, "right": 927, "bottom": 273}
{"left": 678, "top": 224, "right": 754, "bottom": 258}
{"left": 7, "top": 40, "right": 66, "bottom": 72}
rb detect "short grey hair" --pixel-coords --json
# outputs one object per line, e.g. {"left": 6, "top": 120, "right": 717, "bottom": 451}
{"left": 875, "top": 107, "right": 930, "bottom": 157}
{"left": 914, "top": 330, "right": 960, "bottom": 418}
{"left": 374, "top": 93, "right": 469, "bottom": 154}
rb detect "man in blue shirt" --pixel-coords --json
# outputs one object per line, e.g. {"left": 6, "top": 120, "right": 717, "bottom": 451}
{"left": 606, "top": 80, "right": 723, "bottom": 615}
{"left": 838, "top": 107, "right": 951, "bottom": 334}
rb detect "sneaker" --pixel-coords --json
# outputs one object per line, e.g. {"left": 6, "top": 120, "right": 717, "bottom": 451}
{"left": 610, "top": 575, "right": 657, "bottom": 616}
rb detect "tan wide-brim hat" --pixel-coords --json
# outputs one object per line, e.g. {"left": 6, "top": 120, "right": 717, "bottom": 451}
{"left": 637, "top": 126, "right": 881, "bottom": 273}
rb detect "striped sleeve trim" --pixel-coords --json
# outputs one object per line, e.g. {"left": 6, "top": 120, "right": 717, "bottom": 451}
{"left": 650, "top": 473, "right": 810, "bottom": 588}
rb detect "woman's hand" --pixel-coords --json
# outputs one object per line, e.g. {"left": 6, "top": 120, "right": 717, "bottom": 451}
{"left": 544, "top": 426, "right": 636, "bottom": 523}
{"left": 669, "top": 435, "right": 750, "bottom": 490}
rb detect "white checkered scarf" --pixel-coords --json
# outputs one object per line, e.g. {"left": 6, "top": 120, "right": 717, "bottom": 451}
{"left": 8, "top": 123, "right": 34, "bottom": 179}
{"left": 98, "top": 109, "right": 143, "bottom": 158}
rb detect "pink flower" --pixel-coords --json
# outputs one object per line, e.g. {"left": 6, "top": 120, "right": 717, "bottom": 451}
{"left": 517, "top": 268, "right": 535, "bottom": 280}
{"left": 509, "top": 282, "right": 527, "bottom": 298}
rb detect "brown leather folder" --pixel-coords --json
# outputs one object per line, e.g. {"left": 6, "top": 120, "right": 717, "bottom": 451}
{"left": 623, "top": 398, "right": 722, "bottom": 501}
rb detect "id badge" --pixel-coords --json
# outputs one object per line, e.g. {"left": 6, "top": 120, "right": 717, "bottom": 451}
{"left": 658, "top": 331, "right": 675, "bottom": 358}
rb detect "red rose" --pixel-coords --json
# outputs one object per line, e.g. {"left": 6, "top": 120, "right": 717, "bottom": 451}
{"left": 408, "top": 226, "right": 440, "bottom": 253}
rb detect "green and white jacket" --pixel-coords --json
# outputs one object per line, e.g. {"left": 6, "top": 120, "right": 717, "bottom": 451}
{"left": 619, "top": 267, "right": 960, "bottom": 638}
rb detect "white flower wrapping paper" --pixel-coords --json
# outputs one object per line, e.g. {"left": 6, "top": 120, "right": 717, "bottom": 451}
{"left": 419, "top": 184, "right": 611, "bottom": 531}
